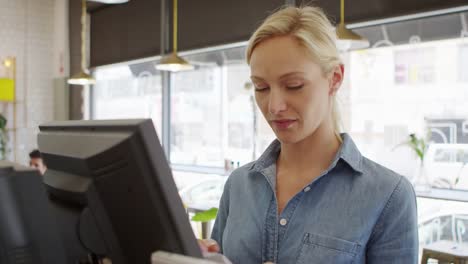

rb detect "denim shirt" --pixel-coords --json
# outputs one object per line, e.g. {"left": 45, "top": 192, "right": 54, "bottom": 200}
{"left": 211, "top": 133, "right": 418, "bottom": 264}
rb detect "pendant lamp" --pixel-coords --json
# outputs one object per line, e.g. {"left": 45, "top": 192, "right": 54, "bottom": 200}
{"left": 336, "top": 0, "right": 370, "bottom": 51}
{"left": 68, "top": 0, "right": 95, "bottom": 85}
{"left": 156, "top": 0, "right": 194, "bottom": 72}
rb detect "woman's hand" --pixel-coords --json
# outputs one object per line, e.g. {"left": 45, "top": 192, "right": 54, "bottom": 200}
{"left": 198, "top": 239, "right": 220, "bottom": 253}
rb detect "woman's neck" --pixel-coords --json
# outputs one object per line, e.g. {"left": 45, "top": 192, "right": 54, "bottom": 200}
{"left": 278, "top": 125, "right": 341, "bottom": 175}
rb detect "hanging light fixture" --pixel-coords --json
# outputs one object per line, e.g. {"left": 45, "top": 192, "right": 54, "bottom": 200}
{"left": 68, "top": 0, "right": 95, "bottom": 86}
{"left": 336, "top": 0, "right": 369, "bottom": 51}
{"left": 156, "top": 0, "right": 194, "bottom": 72}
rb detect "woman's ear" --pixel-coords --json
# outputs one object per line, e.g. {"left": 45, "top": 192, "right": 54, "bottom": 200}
{"left": 329, "top": 64, "right": 344, "bottom": 96}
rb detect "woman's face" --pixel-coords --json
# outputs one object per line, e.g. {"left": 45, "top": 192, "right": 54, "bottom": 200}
{"left": 250, "top": 35, "right": 342, "bottom": 144}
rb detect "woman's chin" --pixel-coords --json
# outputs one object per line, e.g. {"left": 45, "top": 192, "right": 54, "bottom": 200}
{"left": 274, "top": 132, "right": 302, "bottom": 145}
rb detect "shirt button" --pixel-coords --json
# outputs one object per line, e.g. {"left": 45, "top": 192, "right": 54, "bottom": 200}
{"left": 304, "top": 186, "right": 311, "bottom": 192}
{"left": 280, "top": 218, "right": 288, "bottom": 226}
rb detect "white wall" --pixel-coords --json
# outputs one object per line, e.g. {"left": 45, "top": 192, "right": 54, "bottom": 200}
{"left": 0, "top": 0, "right": 59, "bottom": 165}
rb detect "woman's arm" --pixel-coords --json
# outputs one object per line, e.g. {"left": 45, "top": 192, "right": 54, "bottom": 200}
{"left": 210, "top": 178, "right": 232, "bottom": 253}
{"left": 366, "top": 176, "right": 419, "bottom": 263}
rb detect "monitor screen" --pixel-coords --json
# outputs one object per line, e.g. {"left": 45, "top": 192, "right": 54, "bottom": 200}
{"left": 38, "top": 119, "right": 203, "bottom": 264}
{"left": 0, "top": 161, "right": 67, "bottom": 264}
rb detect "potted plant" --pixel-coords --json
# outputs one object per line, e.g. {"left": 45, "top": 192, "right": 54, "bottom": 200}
{"left": 394, "top": 133, "right": 431, "bottom": 192}
{"left": 190, "top": 207, "right": 218, "bottom": 239}
{"left": 191, "top": 208, "right": 218, "bottom": 222}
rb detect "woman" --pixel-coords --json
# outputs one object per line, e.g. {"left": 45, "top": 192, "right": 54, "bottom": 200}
{"left": 202, "top": 6, "right": 418, "bottom": 264}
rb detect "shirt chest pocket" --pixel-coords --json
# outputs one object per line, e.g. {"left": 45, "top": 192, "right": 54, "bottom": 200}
{"left": 296, "top": 233, "right": 361, "bottom": 264}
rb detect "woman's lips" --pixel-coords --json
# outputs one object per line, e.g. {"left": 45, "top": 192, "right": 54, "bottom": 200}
{"left": 272, "top": 119, "right": 296, "bottom": 129}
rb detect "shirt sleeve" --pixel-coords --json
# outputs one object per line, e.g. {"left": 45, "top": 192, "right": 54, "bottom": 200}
{"left": 210, "top": 177, "right": 232, "bottom": 253}
{"left": 366, "top": 176, "right": 419, "bottom": 263}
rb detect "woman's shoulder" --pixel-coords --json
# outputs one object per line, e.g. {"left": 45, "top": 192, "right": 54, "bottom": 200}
{"left": 227, "top": 161, "right": 256, "bottom": 179}
{"left": 358, "top": 156, "right": 415, "bottom": 200}
{"left": 223, "top": 160, "right": 261, "bottom": 188}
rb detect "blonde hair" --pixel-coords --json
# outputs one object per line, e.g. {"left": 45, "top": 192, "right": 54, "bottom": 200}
{"left": 246, "top": 6, "right": 343, "bottom": 141}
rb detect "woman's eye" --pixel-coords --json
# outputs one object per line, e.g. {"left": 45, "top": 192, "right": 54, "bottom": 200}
{"left": 255, "top": 86, "right": 269, "bottom": 92}
{"left": 287, "top": 84, "right": 304, "bottom": 90}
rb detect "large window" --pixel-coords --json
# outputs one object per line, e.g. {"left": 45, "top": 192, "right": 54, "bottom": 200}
{"left": 347, "top": 38, "right": 468, "bottom": 189}
{"left": 93, "top": 61, "right": 163, "bottom": 138}
{"left": 170, "top": 62, "right": 223, "bottom": 167}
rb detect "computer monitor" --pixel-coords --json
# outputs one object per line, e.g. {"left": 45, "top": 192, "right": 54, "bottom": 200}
{"left": 38, "top": 119, "right": 203, "bottom": 264}
{"left": 0, "top": 161, "right": 67, "bottom": 264}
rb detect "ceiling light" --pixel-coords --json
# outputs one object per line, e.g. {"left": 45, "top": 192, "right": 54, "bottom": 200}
{"left": 336, "top": 0, "right": 370, "bottom": 51}
{"left": 156, "top": 0, "right": 194, "bottom": 72}
{"left": 68, "top": 0, "right": 95, "bottom": 85}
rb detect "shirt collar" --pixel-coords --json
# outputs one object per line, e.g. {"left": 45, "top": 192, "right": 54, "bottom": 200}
{"left": 249, "top": 133, "right": 363, "bottom": 174}
{"left": 339, "top": 133, "right": 363, "bottom": 173}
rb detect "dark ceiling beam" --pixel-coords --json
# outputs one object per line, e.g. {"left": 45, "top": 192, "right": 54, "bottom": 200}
{"left": 75, "top": 0, "right": 468, "bottom": 67}
{"left": 89, "top": 0, "right": 160, "bottom": 67}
